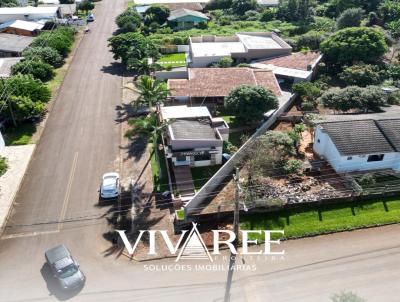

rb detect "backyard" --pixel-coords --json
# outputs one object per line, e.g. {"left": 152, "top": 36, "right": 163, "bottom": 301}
{"left": 240, "top": 197, "right": 400, "bottom": 241}
{"left": 157, "top": 53, "right": 186, "bottom": 68}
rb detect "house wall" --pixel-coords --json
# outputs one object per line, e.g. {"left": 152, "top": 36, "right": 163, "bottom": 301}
{"left": 189, "top": 54, "right": 226, "bottom": 68}
{"left": 314, "top": 126, "right": 400, "bottom": 173}
{"left": 1, "top": 27, "right": 37, "bottom": 37}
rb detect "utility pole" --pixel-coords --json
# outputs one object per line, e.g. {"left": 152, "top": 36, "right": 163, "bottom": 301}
{"left": 224, "top": 167, "right": 240, "bottom": 302}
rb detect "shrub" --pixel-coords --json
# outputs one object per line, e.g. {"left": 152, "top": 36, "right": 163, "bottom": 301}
{"left": 32, "top": 27, "right": 75, "bottom": 57}
{"left": 339, "top": 64, "right": 382, "bottom": 87}
{"left": 296, "top": 31, "right": 325, "bottom": 51}
{"left": 3, "top": 74, "right": 51, "bottom": 103}
{"left": 11, "top": 60, "right": 55, "bottom": 82}
{"left": 336, "top": 8, "right": 364, "bottom": 30}
{"left": 205, "top": 0, "right": 232, "bottom": 10}
{"left": 283, "top": 159, "right": 303, "bottom": 175}
{"left": 301, "top": 101, "right": 316, "bottom": 111}
{"left": 260, "top": 8, "right": 276, "bottom": 22}
{"left": 216, "top": 57, "right": 233, "bottom": 68}
{"left": 321, "top": 27, "right": 388, "bottom": 64}
{"left": 78, "top": 0, "right": 94, "bottom": 12}
{"left": 232, "top": 0, "right": 258, "bottom": 15}
{"left": 22, "top": 47, "right": 64, "bottom": 68}
{"left": 115, "top": 8, "right": 141, "bottom": 33}
{"left": 0, "top": 156, "right": 8, "bottom": 177}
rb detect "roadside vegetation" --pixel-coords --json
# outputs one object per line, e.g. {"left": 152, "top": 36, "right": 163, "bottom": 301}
{"left": 241, "top": 197, "right": 400, "bottom": 240}
{"left": 0, "top": 156, "right": 8, "bottom": 177}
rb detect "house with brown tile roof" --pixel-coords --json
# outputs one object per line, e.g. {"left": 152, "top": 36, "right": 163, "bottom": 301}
{"left": 168, "top": 68, "right": 282, "bottom": 105}
{"left": 251, "top": 51, "right": 323, "bottom": 82}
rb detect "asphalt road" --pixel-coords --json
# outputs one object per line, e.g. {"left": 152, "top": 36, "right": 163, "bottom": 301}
{"left": 1, "top": 0, "right": 400, "bottom": 301}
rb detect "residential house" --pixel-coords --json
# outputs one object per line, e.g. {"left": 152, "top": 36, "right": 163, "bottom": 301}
{"left": 187, "top": 32, "right": 292, "bottom": 68}
{"left": 0, "top": 20, "right": 44, "bottom": 37}
{"left": 251, "top": 51, "right": 323, "bottom": 83}
{"left": 167, "top": 67, "right": 282, "bottom": 106}
{"left": 0, "top": 33, "right": 34, "bottom": 57}
{"left": 0, "top": 57, "right": 23, "bottom": 78}
{"left": 160, "top": 105, "right": 229, "bottom": 167}
{"left": 0, "top": 7, "right": 60, "bottom": 24}
{"left": 39, "top": 1, "right": 77, "bottom": 18}
{"left": 314, "top": 119, "right": 400, "bottom": 173}
{"left": 167, "top": 9, "right": 208, "bottom": 29}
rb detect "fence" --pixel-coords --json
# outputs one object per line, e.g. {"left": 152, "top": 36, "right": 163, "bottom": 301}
{"left": 184, "top": 94, "right": 297, "bottom": 217}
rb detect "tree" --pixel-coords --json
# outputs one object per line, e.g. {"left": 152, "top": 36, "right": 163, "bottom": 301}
{"left": 232, "top": 0, "right": 258, "bottom": 15}
{"left": 78, "top": 0, "right": 94, "bottom": 13}
{"left": 134, "top": 75, "right": 168, "bottom": 109}
{"left": 378, "top": 0, "right": 400, "bottom": 23}
{"left": 336, "top": 8, "right": 364, "bottom": 30}
{"left": 11, "top": 60, "right": 55, "bottom": 82}
{"left": 205, "top": 0, "right": 232, "bottom": 10}
{"left": 296, "top": 31, "right": 325, "bottom": 51}
{"left": 108, "top": 32, "right": 160, "bottom": 66}
{"left": 127, "top": 58, "right": 161, "bottom": 75}
{"left": 225, "top": 85, "right": 278, "bottom": 123}
{"left": 339, "top": 64, "right": 382, "bottom": 87}
{"left": 143, "top": 5, "right": 170, "bottom": 26}
{"left": 319, "top": 86, "right": 387, "bottom": 113}
{"left": 321, "top": 27, "right": 388, "bottom": 64}
{"left": 59, "top": 0, "right": 75, "bottom": 3}
{"left": 32, "top": 28, "right": 75, "bottom": 57}
{"left": 3, "top": 74, "right": 51, "bottom": 102}
{"left": 283, "top": 159, "right": 303, "bottom": 175}
{"left": 22, "top": 47, "right": 64, "bottom": 68}
{"left": 116, "top": 8, "right": 142, "bottom": 33}
{"left": 1, "top": 95, "right": 46, "bottom": 125}
{"left": 0, "top": 0, "right": 17, "bottom": 7}
{"left": 293, "top": 81, "right": 322, "bottom": 105}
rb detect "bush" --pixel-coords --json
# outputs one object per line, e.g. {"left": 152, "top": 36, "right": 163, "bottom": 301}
{"left": 225, "top": 85, "right": 278, "bottom": 123}
{"left": 78, "top": 0, "right": 94, "bottom": 12}
{"left": 11, "top": 60, "right": 55, "bottom": 82}
{"left": 32, "top": 27, "right": 75, "bottom": 57}
{"left": 22, "top": 47, "right": 64, "bottom": 68}
{"left": 339, "top": 64, "right": 382, "bottom": 87}
{"left": 216, "top": 57, "right": 233, "bottom": 68}
{"left": 321, "top": 27, "right": 388, "bottom": 65}
{"left": 296, "top": 31, "right": 325, "bottom": 51}
{"left": 283, "top": 159, "right": 303, "bottom": 175}
{"left": 260, "top": 8, "right": 276, "bottom": 22}
{"left": 205, "top": 0, "right": 232, "bottom": 10}
{"left": 144, "top": 5, "right": 170, "bottom": 26}
{"left": 301, "top": 101, "right": 316, "bottom": 111}
{"left": 0, "top": 156, "right": 8, "bottom": 177}
{"left": 358, "top": 174, "right": 376, "bottom": 186}
{"left": 319, "top": 86, "right": 387, "bottom": 112}
{"left": 232, "top": 0, "right": 258, "bottom": 15}
{"left": 4, "top": 74, "right": 51, "bottom": 103}
{"left": 336, "top": 8, "right": 364, "bottom": 30}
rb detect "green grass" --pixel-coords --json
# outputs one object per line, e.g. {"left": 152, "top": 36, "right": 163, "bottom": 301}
{"left": 150, "top": 140, "right": 170, "bottom": 193}
{"left": 0, "top": 156, "right": 8, "bottom": 177}
{"left": 157, "top": 53, "right": 186, "bottom": 68}
{"left": 127, "top": 0, "right": 134, "bottom": 8}
{"left": 176, "top": 209, "right": 185, "bottom": 220}
{"left": 3, "top": 123, "right": 36, "bottom": 145}
{"left": 191, "top": 165, "right": 221, "bottom": 191}
{"left": 241, "top": 198, "right": 400, "bottom": 241}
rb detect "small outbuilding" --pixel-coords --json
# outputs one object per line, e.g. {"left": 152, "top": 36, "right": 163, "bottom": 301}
{"left": 0, "top": 33, "right": 34, "bottom": 57}
{"left": 0, "top": 20, "right": 44, "bottom": 37}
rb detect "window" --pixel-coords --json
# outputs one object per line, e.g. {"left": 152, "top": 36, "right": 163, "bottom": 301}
{"left": 347, "top": 156, "right": 353, "bottom": 160}
{"left": 194, "top": 153, "right": 210, "bottom": 161}
{"left": 317, "top": 139, "right": 320, "bottom": 143}
{"left": 176, "top": 155, "right": 187, "bottom": 162}
{"left": 367, "top": 154, "right": 385, "bottom": 162}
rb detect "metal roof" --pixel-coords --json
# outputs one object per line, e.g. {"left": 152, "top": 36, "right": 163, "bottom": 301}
{"left": 161, "top": 105, "right": 211, "bottom": 120}
{"left": 0, "top": 6, "right": 59, "bottom": 14}
{"left": 0, "top": 20, "right": 44, "bottom": 31}
{"left": 0, "top": 33, "right": 33, "bottom": 53}
{"left": 167, "top": 8, "right": 208, "bottom": 21}
{"left": 170, "top": 119, "right": 217, "bottom": 140}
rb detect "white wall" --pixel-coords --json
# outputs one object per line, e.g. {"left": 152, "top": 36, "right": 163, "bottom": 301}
{"left": 0, "top": 131, "right": 5, "bottom": 152}
{"left": 314, "top": 126, "right": 400, "bottom": 173}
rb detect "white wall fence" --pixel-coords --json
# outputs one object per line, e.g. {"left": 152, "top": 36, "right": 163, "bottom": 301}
{"left": 184, "top": 93, "right": 297, "bottom": 217}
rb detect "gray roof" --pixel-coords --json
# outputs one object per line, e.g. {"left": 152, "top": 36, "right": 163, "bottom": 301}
{"left": 376, "top": 119, "right": 400, "bottom": 151}
{"left": 0, "top": 33, "right": 33, "bottom": 53}
{"left": 170, "top": 119, "right": 217, "bottom": 140}
{"left": 167, "top": 8, "right": 208, "bottom": 21}
{"left": 0, "top": 57, "right": 22, "bottom": 78}
{"left": 320, "top": 119, "right": 395, "bottom": 156}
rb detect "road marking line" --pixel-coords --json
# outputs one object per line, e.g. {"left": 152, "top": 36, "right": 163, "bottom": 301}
{"left": 1, "top": 230, "right": 60, "bottom": 240}
{"left": 58, "top": 152, "right": 78, "bottom": 231}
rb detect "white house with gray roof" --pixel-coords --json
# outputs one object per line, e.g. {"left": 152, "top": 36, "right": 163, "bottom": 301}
{"left": 314, "top": 119, "right": 400, "bottom": 173}
{"left": 160, "top": 105, "right": 229, "bottom": 167}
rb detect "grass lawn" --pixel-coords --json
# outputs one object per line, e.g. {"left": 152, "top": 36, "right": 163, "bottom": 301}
{"left": 241, "top": 198, "right": 400, "bottom": 241}
{"left": 3, "top": 123, "right": 36, "bottom": 145}
{"left": 157, "top": 53, "right": 186, "bottom": 68}
{"left": 191, "top": 165, "right": 221, "bottom": 191}
{"left": 150, "top": 141, "right": 170, "bottom": 193}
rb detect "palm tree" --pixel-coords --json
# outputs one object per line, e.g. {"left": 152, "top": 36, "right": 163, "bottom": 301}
{"left": 127, "top": 58, "right": 162, "bottom": 75}
{"left": 126, "top": 113, "right": 173, "bottom": 179}
{"left": 134, "top": 75, "right": 169, "bottom": 111}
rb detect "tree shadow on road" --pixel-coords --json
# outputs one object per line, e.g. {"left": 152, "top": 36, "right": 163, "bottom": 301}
{"left": 100, "top": 62, "right": 126, "bottom": 76}
{"left": 40, "top": 263, "right": 83, "bottom": 301}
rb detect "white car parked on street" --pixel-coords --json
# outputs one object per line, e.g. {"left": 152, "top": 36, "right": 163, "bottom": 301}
{"left": 100, "top": 172, "right": 119, "bottom": 199}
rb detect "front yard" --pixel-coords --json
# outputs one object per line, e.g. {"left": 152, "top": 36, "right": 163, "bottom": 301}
{"left": 191, "top": 165, "right": 222, "bottom": 191}
{"left": 241, "top": 197, "right": 400, "bottom": 241}
{"left": 150, "top": 140, "right": 170, "bottom": 193}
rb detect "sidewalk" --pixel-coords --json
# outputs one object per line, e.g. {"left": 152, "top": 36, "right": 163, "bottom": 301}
{"left": 0, "top": 145, "right": 35, "bottom": 231}
{"left": 118, "top": 76, "right": 175, "bottom": 261}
